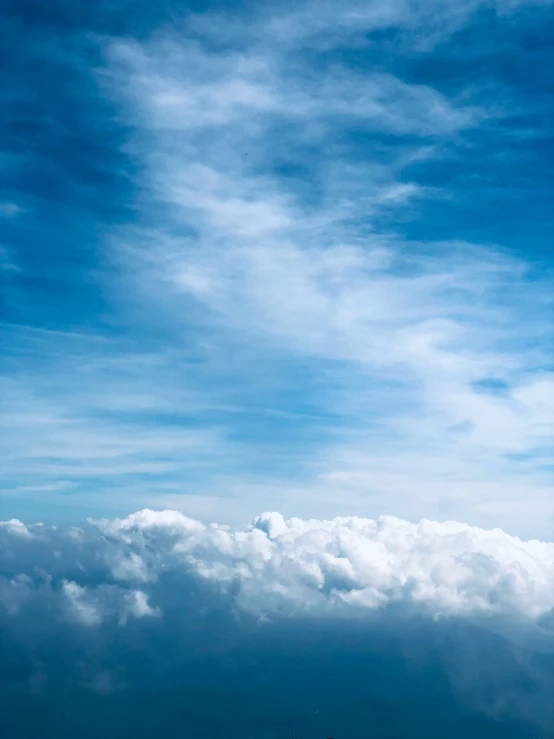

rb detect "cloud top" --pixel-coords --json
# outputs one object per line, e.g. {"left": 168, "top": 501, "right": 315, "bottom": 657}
{"left": 2, "top": 509, "right": 553, "bottom": 629}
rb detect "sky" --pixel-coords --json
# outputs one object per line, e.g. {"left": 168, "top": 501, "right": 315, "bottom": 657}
{"left": 1, "top": 1, "right": 554, "bottom": 736}
{"left": 1, "top": 0, "right": 553, "bottom": 537}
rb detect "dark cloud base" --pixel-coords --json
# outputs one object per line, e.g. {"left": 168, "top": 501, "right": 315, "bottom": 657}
{"left": 2, "top": 591, "right": 553, "bottom": 738}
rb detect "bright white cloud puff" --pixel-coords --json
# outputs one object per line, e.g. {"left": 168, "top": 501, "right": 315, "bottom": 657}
{"left": 2, "top": 510, "right": 553, "bottom": 631}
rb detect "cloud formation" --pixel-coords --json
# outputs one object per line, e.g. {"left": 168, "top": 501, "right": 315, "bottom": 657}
{"left": 97, "top": 2, "right": 553, "bottom": 535}
{"left": 1, "top": 509, "right": 554, "bottom": 737}
{"left": 2, "top": 2, "right": 553, "bottom": 735}
{"left": 4, "top": 507, "right": 554, "bottom": 626}
{"left": 2, "top": 0, "right": 553, "bottom": 533}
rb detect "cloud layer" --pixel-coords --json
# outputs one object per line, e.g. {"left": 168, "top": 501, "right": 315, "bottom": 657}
{"left": 2, "top": 509, "right": 554, "bottom": 737}
{"left": 3, "top": 507, "right": 554, "bottom": 627}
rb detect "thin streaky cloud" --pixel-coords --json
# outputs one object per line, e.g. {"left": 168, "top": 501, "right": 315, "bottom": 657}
{"left": 1, "top": 0, "right": 552, "bottom": 538}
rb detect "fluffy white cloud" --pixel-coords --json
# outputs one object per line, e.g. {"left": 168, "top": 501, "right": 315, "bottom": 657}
{"left": 2, "top": 509, "right": 554, "bottom": 736}
{"left": 98, "top": 510, "right": 554, "bottom": 627}
{"left": 2, "top": 510, "right": 553, "bottom": 636}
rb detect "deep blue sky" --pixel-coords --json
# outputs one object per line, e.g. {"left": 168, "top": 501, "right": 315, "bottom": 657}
{"left": 1, "top": 0, "right": 553, "bottom": 537}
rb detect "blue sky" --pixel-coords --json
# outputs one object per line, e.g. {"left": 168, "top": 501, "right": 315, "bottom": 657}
{"left": 1, "top": 0, "right": 553, "bottom": 537}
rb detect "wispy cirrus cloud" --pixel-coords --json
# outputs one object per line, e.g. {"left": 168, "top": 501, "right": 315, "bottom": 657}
{"left": 95, "top": 3, "right": 553, "bottom": 533}
{"left": 1, "top": 0, "right": 553, "bottom": 535}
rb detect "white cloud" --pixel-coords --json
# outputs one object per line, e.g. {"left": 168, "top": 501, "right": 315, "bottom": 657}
{"left": 60, "top": 579, "right": 158, "bottom": 627}
{"left": 120, "top": 589, "right": 160, "bottom": 623}
{"left": 0, "top": 519, "right": 33, "bottom": 538}
{"left": 62, "top": 580, "right": 103, "bottom": 627}
{"left": 96, "top": 509, "right": 554, "bottom": 627}
{"left": 3, "top": 0, "right": 552, "bottom": 537}
{"left": 94, "top": 3, "right": 554, "bottom": 536}
{"left": 2, "top": 508, "right": 553, "bottom": 733}
{"left": 2, "top": 509, "right": 553, "bottom": 638}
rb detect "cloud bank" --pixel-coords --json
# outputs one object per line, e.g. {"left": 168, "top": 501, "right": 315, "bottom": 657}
{"left": 2, "top": 510, "right": 553, "bottom": 737}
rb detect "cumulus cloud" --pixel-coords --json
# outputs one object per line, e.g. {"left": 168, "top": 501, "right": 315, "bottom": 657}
{"left": 87, "top": 508, "right": 554, "bottom": 625}
{"left": 1, "top": 509, "right": 554, "bottom": 737}
{"left": 3, "top": 508, "right": 554, "bottom": 630}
